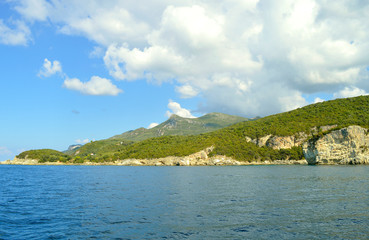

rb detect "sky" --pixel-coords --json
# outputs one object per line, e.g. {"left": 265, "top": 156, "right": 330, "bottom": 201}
{"left": 1, "top": 0, "right": 369, "bottom": 161}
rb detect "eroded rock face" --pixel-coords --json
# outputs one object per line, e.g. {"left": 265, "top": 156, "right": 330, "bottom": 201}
{"left": 114, "top": 146, "right": 243, "bottom": 166}
{"left": 302, "top": 126, "right": 369, "bottom": 165}
{"left": 265, "top": 135, "right": 302, "bottom": 150}
{"left": 246, "top": 132, "right": 308, "bottom": 150}
{"left": 245, "top": 125, "right": 339, "bottom": 150}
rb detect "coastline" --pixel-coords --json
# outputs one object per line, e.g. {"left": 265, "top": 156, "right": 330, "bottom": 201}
{"left": 0, "top": 156, "right": 307, "bottom": 166}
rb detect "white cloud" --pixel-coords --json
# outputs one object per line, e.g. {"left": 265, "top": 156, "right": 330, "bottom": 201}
{"left": 27, "top": 0, "right": 161, "bottom": 47}
{"left": 75, "top": 139, "right": 90, "bottom": 144}
{"left": 37, "top": 58, "right": 123, "bottom": 96}
{"left": 38, "top": 58, "right": 62, "bottom": 77}
{"left": 58, "top": 7, "right": 150, "bottom": 47}
{"left": 147, "top": 123, "right": 159, "bottom": 129}
{"left": 0, "top": 146, "right": 12, "bottom": 156}
{"left": 175, "top": 85, "right": 199, "bottom": 98}
{"left": 104, "top": 5, "right": 262, "bottom": 82}
{"left": 89, "top": 46, "right": 105, "bottom": 58}
{"left": 63, "top": 76, "right": 122, "bottom": 96}
{"left": 333, "top": 86, "right": 368, "bottom": 99}
{"left": 0, "top": 19, "right": 31, "bottom": 46}
{"left": 15, "top": 0, "right": 50, "bottom": 21}
{"left": 313, "top": 97, "right": 325, "bottom": 103}
{"left": 166, "top": 100, "right": 196, "bottom": 118}
{"left": 279, "top": 93, "right": 308, "bottom": 112}
{"left": 10, "top": 0, "right": 369, "bottom": 116}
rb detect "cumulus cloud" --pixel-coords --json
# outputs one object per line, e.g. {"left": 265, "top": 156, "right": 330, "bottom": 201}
{"left": 104, "top": 5, "right": 262, "bottom": 82}
{"left": 75, "top": 139, "right": 90, "bottom": 144}
{"left": 176, "top": 85, "right": 199, "bottom": 98}
{"left": 165, "top": 100, "right": 196, "bottom": 118}
{"left": 11, "top": 0, "right": 369, "bottom": 116}
{"left": 58, "top": 7, "right": 150, "bottom": 47}
{"left": 314, "top": 97, "right": 325, "bottom": 103}
{"left": 38, "top": 58, "right": 62, "bottom": 77}
{"left": 37, "top": 58, "right": 122, "bottom": 96}
{"left": 104, "top": 1, "right": 369, "bottom": 116}
{"left": 333, "top": 86, "right": 368, "bottom": 99}
{"left": 14, "top": 0, "right": 50, "bottom": 21}
{"left": 147, "top": 123, "right": 159, "bottom": 129}
{"left": 63, "top": 76, "right": 122, "bottom": 96}
{"left": 0, "top": 19, "right": 31, "bottom": 46}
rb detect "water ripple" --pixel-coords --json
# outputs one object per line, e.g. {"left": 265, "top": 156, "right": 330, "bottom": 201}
{"left": 1, "top": 165, "right": 369, "bottom": 239}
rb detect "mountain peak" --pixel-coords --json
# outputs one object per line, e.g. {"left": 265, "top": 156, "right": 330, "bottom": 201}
{"left": 169, "top": 114, "right": 184, "bottom": 119}
{"left": 111, "top": 112, "right": 248, "bottom": 141}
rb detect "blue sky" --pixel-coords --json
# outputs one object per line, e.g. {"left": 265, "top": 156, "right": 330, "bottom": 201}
{"left": 1, "top": 0, "right": 369, "bottom": 161}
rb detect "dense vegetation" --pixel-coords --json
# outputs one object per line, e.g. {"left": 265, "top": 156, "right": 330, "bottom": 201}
{"left": 228, "top": 96, "right": 369, "bottom": 138}
{"left": 16, "top": 96, "right": 369, "bottom": 163}
{"left": 107, "top": 128, "right": 303, "bottom": 162}
{"left": 69, "top": 139, "right": 133, "bottom": 162}
{"left": 16, "top": 149, "right": 71, "bottom": 163}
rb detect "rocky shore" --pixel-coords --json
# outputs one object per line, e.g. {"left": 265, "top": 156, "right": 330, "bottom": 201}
{"left": 1, "top": 151, "right": 307, "bottom": 166}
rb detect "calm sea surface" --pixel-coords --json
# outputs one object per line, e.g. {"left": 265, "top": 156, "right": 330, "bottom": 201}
{"left": 0, "top": 165, "right": 368, "bottom": 239}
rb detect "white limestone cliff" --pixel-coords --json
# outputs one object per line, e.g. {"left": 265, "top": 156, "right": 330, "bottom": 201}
{"left": 302, "top": 126, "right": 369, "bottom": 165}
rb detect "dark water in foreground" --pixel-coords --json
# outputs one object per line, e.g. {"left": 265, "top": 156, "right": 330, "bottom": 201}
{"left": 0, "top": 165, "right": 369, "bottom": 239}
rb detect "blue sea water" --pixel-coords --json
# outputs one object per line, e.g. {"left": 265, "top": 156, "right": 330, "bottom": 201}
{"left": 0, "top": 165, "right": 369, "bottom": 239}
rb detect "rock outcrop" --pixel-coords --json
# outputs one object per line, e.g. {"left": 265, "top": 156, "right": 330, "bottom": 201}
{"left": 244, "top": 125, "right": 369, "bottom": 165}
{"left": 67, "top": 144, "right": 82, "bottom": 151}
{"left": 303, "top": 125, "right": 369, "bottom": 165}
{"left": 115, "top": 146, "right": 242, "bottom": 166}
{"left": 245, "top": 125, "right": 338, "bottom": 150}
{"left": 246, "top": 132, "right": 308, "bottom": 150}
{"left": 114, "top": 155, "right": 241, "bottom": 166}
{"left": 1, "top": 157, "right": 43, "bottom": 165}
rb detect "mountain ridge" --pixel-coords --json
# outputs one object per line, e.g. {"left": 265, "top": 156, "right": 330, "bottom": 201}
{"left": 110, "top": 112, "right": 249, "bottom": 142}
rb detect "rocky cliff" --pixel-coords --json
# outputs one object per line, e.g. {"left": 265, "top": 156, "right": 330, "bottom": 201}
{"left": 245, "top": 125, "right": 337, "bottom": 150}
{"left": 245, "top": 125, "right": 369, "bottom": 165}
{"left": 303, "top": 125, "right": 369, "bottom": 165}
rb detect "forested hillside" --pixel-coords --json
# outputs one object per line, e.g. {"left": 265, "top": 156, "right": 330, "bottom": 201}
{"left": 16, "top": 96, "right": 369, "bottom": 163}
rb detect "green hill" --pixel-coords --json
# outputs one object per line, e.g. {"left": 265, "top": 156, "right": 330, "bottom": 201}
{"left": 16, "top": 96, "right": 369, "bottom": 163}
{"left": 16, "top": 149, "right": 72, "bottom": 163}
{"left": 57, "top": 112, "right": 249, "bottom": 159}
{"left": 110, "top": 112, "right": 249, "bottom": 141}
{"left": 98, "top": 95, "right": 369, "bottom": 162}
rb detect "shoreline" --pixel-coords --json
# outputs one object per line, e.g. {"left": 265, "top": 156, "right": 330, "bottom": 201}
{"left": 0, "top": 156, "right": 308, "bottom": 166}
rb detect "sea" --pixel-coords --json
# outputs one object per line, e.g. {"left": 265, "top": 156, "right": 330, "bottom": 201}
{"left": 0, "top": 165, "right": 368, "bottom": 239}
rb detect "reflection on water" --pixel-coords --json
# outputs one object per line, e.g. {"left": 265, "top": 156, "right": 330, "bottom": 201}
{"left": 0, "top": 165, "right": 368, "bottom": 239}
